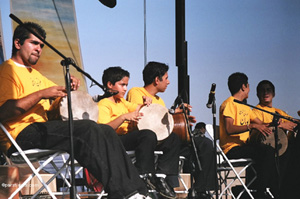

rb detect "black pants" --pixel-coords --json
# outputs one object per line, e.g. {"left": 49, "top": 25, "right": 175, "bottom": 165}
{"left": 226, "top": 144, "right": 279, "bottom": 196}
{"left": 7, "top": 120, "right": 147, "bottom": 199}
{"left": 119, "top": 130, "right": 181, "bottom": 176}
{"left": 180, "top": 136, "right": 216, "bottom": 192}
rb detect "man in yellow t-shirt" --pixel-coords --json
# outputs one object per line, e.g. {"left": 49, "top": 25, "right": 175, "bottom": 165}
{"left": 253, "top": 80, "right": 299, "bottom": 198}
{"left": 253, "top": 80, "right": 297, "bottom": 132}
{"left": 0, "top": 22, "right": 148, "bottom": 199}
{"left": 219, "top": 72, "right": 279, "bottom": 198}
{"left": 127, "top": 62, "right": 217, "bottom": 196}
{"left": 97, "top": 66, "right": 179, "bottom": 199}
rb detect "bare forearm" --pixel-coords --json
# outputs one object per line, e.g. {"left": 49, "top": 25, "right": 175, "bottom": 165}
{"left": 0, "top": 91, "right": 43, "bottom": 122}
{"left": 106, "top": 115, "right": 126, "bottom": 130}
{"left": 226, "top": 124, "right": 249, "bottom": 135}
{"left": 0, "top": 86, "right": 67, "bottom": 122}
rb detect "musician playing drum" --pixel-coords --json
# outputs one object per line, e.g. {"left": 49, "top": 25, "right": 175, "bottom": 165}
{"left": 97, "top": 66, "right": 180, "bottom": 199}
{"left": 253, "top": 80, "right": 299, "bottom": 198}
{"left": 219, "top": 72, "right": 278, "bottom": 198}
{"left": 126, "top": 61, "right": 198, "bottom": 195}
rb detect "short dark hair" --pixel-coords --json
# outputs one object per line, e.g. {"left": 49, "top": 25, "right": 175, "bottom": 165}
{"left": 143, "top": 61, "right": 169, "bottom": 86}
{"left": 195, "top": 122, "right": 206, "bottom": 129}
{"left": 256, "top": 80, "right": 275, "bottom": 96}
{"left": 12, "top": 22, "right": 46, "bottom": 56}
{"left": 102, "top": 66, "right": 130, "bottom": 87}
{"left": 228, "top": 72, "right": 248, "bottom": 95}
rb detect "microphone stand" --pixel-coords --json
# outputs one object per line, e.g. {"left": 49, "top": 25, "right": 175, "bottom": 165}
{"left": 10, "top": 14, "right": 109, "bottom": 199}
{"left": 234, "top": 99, "right": 300, "bottom": 191}
{"left": 178, "top": 98, "right": 203, "bottom": 199}
{"left": 210, "top": 93, "right": 219, "bottom": 199}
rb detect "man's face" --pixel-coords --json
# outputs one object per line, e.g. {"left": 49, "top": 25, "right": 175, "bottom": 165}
{"left": 244, "top": 83, "right": 250, "bottom": 99}
{"left": 257, "top": 84, "right": 274, "bottom": 105}
{"left": 108, "top": 76, "right": 129, "bottom": 99}
{"left": 199, "top": 127, "right": 206, "bottom": 134}
{"left": 15, "top": 34, "right": 44, "bottom": 66}
{"left": 157, "top": 72, "right": 170, "bottom": 93}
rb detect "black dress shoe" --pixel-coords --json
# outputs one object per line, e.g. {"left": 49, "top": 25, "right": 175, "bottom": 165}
{"left": 152, "top": 177, "right": 176, "bottom": 199}
{"left": 196, "top": 191, "right": 211, "bottom": 199}
{"left": 140, "top": 174, "right": 157, "bottom": 191}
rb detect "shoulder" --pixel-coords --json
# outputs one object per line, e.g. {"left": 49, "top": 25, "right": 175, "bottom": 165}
{"left": 220, "top": 96, "right": 233, "bottom": 109}
{"left": 98, "top": 98, "right": 112, "bottom": 106}
{"left": 128, "top": 87, "right": 144, "bottom": 94}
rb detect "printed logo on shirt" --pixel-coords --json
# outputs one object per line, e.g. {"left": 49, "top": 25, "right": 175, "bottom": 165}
{"left": 238, "top": 110, "right": 249, "bottom": 126}
{"left": 31, "top": 77, "right": 42, "bottom": 88}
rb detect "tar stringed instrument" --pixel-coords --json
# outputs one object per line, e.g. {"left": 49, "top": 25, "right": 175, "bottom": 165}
{"left": 137, "top": 104, "right": 189, "bottom": 142}
{"left": 47, "top": 90, "right": 99, "bottom": 122}
{"left": 248, "top": 127, "right": 288, "bottom": 156}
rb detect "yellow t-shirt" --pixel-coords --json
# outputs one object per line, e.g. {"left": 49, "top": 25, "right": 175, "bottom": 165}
{"left": 219, "top": 96, "right": 257, "bottom": 154}
{"left": 253, "top": 104, "right": 291, "bottom": 124}
{"left": 97, "top": 97, "right": 138, "bottom": 135}
{"left": 0, "top": 59, "right": 57, "bottom": 153}
{"left": 127, "top": 87, "right": 166, "bottom": 107}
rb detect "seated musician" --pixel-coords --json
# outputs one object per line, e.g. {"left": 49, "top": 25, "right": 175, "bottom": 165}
{"left": 219, "top": 72, "right": 279, "bottom": 198}
{"left": 126, "top": 61, "right": 196, "bottom": 191}
{"left": 253, "top": 80, "right": 299, "bottom": 198}
{"left": 180, "top": 122, "right": 215, "bottom": 199}
{"left": 97, "top": 66, "right": 180, "bottom": 199}
{"left": 0, "top": 22, "right": 148, "bottom": 199}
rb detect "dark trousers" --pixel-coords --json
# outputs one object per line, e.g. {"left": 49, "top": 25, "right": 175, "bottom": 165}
{"left": 119, "top": 130, "right": 181, "bottom": 176}
{"left": 280, "top": 132, "right": 300, "bottom": 198}
{"left": 180, "top": 136, "right": 216, "bottom": 192}
{"left": 226, "top": 144, "right": 279, "bottom": 196}
{"left": 7, "top": 120, "right": 147, "bottom": 199}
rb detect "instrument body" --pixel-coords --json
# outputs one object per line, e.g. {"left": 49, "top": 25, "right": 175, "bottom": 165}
{"left": 138, "top": 104, "right": 174, "bottom": 141}
{"left": 47, "top": 90, "right": 99, "bottom": 122}
{"left": 248, "top": 126, "right": 288, "bottom": 156}
{"left": 172, "top": 113, "right": 190, "bottom": 142}
{"left": 137, "top": 104, "right": 190, "bottom": 142}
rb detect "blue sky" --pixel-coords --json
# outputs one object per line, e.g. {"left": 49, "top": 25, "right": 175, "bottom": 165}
{"left": 1, "top": 0, "right": 300, "bottom": 126}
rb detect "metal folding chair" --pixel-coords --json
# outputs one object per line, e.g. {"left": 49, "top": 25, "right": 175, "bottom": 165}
{"left": 206, "top": 124, "right": 257, "bottom": 199}
{"left": 0, "top": 122, "right": 73, "bottom": 199}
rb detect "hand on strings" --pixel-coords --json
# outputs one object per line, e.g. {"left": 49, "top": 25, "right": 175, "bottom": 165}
{"left": 175, "top": 103, "right": 192, "bottom": 113}
{"left": 188, "top": 115, "right": 197, "bottom": 125}
{"left": 70, "top": 75, "right": 80, "bottom": 90}
{"left": 142, "top": 96, "right": 152, "bottom": 106}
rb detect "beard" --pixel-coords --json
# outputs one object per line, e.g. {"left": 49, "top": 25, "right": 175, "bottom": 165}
{"left": 28, "top": 55, "right": 40, "bottom": 65}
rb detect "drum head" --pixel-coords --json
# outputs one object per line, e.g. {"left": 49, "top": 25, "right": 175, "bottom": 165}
{"left": 59, "top": 90, "right": 99, "bottom": 122}
{"left": 137, "top": 104, "right": 174, "bottom": 141}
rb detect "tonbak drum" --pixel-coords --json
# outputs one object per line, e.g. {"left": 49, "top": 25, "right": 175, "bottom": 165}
{"left": 138, "top": 104, "right": 190, "bottom": 142}
{"left": 47, "top": 90, "right": 99, "bottom": 122}
{"left": 248, "top": 127, "right": 288, "bottom": 156}
{"left": 138, "top": 104, "right": 174, "bottom": 141}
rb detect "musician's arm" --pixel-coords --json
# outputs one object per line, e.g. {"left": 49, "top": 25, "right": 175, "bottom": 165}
{"left": 0, "top": 86, "right": 67, "bottom": 122}
{"left": 249, "top": 118, "right": 272, "bottom": 136}
{"left": 224, "top": 116, "right": 249, "bottom": 135}
{"left": 105, "top": 105, "right": 143, "bottom": 131}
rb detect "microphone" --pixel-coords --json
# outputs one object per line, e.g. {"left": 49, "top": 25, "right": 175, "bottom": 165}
{"left": 169, "top": 95, "right": 182, "bottom": 114}
{"left": 92, "top": 89, "right": 118, "bottom": 102}
{"left": 206, "top": 83, "right": 216, "bottom": 108}
{"left": 99, "top": 0, "right": 117, "bottom": 8}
